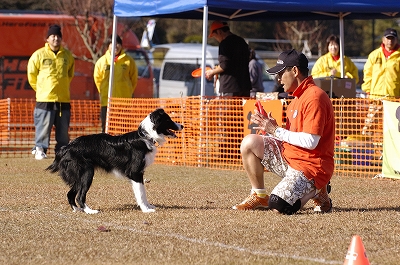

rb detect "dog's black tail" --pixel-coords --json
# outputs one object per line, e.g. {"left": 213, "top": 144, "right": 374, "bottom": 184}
{"left": 45, "top": 146, "right": 68, "bottom": 173}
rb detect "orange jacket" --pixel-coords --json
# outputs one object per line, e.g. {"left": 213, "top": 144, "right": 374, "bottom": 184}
{"left": 283, "top": 76, "right": 335, "bottom": 189}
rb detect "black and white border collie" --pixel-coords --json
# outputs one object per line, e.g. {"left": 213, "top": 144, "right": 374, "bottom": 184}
{"left": 47, "top": 108, "right": 183, "bottom": 214}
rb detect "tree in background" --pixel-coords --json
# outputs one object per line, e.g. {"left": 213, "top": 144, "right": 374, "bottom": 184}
{"left": 273, "top": 21, "right": 326, "bottom": 58}
{"left": 0, "top": 0, "right": 51, "bottom": 10}
{"left": 128, "top": 18, "right": 275, "bottom": 48}
{"left": 3, "top": 0, "right": 399, "bottom": 59}
{"left": 44, "top": 0, "right": 115, "bottom": 64}
{"left": 127, "top": 17, "right": 395, "bottom": 59}
{"left": 352, "top": 19, "right": 400, "bottom": 56}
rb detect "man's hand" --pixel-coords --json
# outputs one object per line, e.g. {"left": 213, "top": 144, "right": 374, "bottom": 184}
{"left": 205, "top": 69, "right": 214, "bottom": 81}
{"left": 251, "top": 110, "right": 279, "bottom": 135}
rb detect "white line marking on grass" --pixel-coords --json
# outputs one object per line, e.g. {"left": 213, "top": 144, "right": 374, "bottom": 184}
{"left": 54, "top": 210, "right": 341, "bottom": 264}
{"left": 3, "top": 208, "right": 342, "bottom": 264}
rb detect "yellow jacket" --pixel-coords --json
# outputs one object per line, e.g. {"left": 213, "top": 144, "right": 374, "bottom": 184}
{"left": 94, "top": 50, "right": 138, "bottom": 106}
{"left": 27, "top": 43, "right": 75, "bottom": 102}
{"left": 311, "top": 53, "right": 359, "bottom": 84}
{"left": 362, "top": 46, "right": 400, "bottom": 99}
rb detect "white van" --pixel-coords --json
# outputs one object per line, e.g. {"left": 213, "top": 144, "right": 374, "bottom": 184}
{"left": 151, "top": 43, "right": 219, "bottom": 98}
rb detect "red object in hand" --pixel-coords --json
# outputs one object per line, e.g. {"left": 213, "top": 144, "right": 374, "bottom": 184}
{"left": 255, "top": 100, "right": 267, "bottom": 135}
{"left": 191, "top": 67, "right": 212, "bottom": 77}
{"left": 255, "top": 100, "right": 267, "bottom": 116}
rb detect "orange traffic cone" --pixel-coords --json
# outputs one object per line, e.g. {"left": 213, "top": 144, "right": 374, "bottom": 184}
{"left": 343, "top": 235, "right": 370, "bottom": 265}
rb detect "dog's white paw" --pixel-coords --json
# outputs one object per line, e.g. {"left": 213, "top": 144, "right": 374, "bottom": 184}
{"left": 84, "top": 208, "right": 100, "bottom": 214}
{"left": 72, "top": 206, "right": 84, "bottom": 212}
{"left": 83, "top": 204, "right": 99, "bottom": 214}
{"left": 140, "top": 204, "right": 156, "bottom": 213}
{"left": 72, "top": 204, "right": 99, "bottom": 214}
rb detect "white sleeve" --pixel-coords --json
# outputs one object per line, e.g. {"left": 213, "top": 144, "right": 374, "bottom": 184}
{"left": 274, "top": 128, "right": 321, "bottom": 150}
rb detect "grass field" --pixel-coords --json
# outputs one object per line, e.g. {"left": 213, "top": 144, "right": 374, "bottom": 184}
{"left": 1, "top": 158, "right": 400, "bottom": 265}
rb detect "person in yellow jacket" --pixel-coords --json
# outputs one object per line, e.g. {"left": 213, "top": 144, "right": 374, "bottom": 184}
{"left": 27, "top": 24, "right": 75, "bottom": 160}
{"left": 311, "top": 35, "right": 359, "bottom": 85}
{"left": 362, "top": 28, "right": 400, "bottom": 99}
{"left": 94, "top": 35, "right": 138, "bottom": 133}
{"left": 361, "top": 28, "right": 400, "bottom": 135}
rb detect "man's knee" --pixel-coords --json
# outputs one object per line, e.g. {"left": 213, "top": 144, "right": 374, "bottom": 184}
{"left": 240, "top": 134, "right": 262, "bottom": 154}
{"left": 268, "top": 194, "right": 301, "bottom": 215}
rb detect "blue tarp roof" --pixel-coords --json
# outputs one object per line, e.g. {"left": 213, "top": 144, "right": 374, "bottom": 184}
{"left": 112, "top": 0, "right": 400, "bottom": 96}
{"left": 114, "top": 0, "right": 400, "bottom": 20}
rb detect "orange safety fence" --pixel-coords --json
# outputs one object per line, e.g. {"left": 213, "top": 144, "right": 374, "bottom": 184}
{"left": 1, "top": 97, "right": 399, "bottom": 178}
{"left": 0, "top": 99, "right": 101, "bottom": 157}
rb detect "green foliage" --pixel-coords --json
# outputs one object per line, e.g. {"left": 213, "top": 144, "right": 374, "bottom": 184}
{"left": 350, "top": 19, "right": 400, "bottom": 56}
{"left": 183, "top": 35, "right": 202, "bottom": 43}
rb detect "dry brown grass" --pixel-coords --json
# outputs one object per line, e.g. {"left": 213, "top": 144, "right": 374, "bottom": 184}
{"left": 1, "top": 158, "right": 400, "bottom": 265}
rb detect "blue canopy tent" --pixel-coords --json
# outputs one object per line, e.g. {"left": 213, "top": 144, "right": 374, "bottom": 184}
{"left": 109, "top": 0, "right": 400, "bottom": 98}
{"left": 114, "top": 1, "right": 399, "bottom": 20}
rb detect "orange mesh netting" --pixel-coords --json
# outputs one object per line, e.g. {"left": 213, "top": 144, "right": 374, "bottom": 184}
{"left": 1, "top": 97, "right": 399, "bottom": 178}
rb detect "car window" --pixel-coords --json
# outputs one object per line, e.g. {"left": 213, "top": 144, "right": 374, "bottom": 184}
{"left": 162, "top": 62, "right": 213, "bottom": 83}
{"left": 125, "top": 50, "right": 151, "bottom": 78}
{"left": 353, "top": 61, "right": 365, "bottom": 89}
{"left": 262, "top": 66, "right": 275, "bottom": 82}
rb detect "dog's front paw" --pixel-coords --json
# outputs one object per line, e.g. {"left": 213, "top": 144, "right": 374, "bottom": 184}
{"left": 83, "top": 204, "right": 100, "bottom": 214}
{"left": 140, "top": 204, "right": 156, "bottom": 213}
{"left": 84, "top": 208, "right": 100, "bottom": 214}
{"left": 72, "top": 206, "right": 84, "bottom": 213}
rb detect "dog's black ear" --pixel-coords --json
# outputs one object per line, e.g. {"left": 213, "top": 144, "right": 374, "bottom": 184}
{"left": 149, "top": 108, "right": 165, "bottom": 126}
{"left": 156, "top": 108, "right": 165, "bottom": 114}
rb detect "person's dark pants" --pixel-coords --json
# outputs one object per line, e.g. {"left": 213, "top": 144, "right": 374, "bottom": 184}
{"left": 100, "top": 106, "right": 107, "bottom": 133}
{"left": 34, "top": 108, "right": 70, "bottom": 154}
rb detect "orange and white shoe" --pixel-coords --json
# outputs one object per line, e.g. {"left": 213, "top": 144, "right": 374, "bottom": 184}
{"left": 313, "top": 183, "right": 332, "bottom": 213}
{"left": 232, "top": 192, "right": 269, "bottom": 210}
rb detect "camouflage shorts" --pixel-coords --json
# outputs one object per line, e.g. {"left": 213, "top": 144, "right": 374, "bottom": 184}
{"left": 260, "top": 135, "right": 315, "bottom": 205}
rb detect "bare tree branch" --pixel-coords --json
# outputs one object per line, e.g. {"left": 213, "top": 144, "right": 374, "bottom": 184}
{"left": 45, "top": 0, "right": 114, "bottom": 64}
{"left": 274, "top": 21, "right": 326, "bottom": 57}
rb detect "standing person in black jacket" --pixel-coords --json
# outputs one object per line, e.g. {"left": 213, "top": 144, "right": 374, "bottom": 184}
{"left": 206, "top": 21, "right": 251, "bottom": 97}
{"left": 206, "top": 21, "right": 251, "bottom": 159}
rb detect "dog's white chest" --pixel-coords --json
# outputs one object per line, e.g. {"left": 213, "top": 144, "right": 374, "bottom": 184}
{"left": 144, "top": 144, "right": 157, "bottom": 167}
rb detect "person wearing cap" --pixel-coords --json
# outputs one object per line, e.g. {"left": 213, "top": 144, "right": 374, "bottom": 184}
{"left": 233, "top": 49, "right": 335, "bottom": 215}
{"left": 361, "top": 28, "right": 400, "bottom": 135}
{"left": 362, "top": 28, "right": 400, "bottom": 99}
{"left": 311, "top": 34, "right": 359, "bottom": 84}
{"left": 206, "top": 21, "right": 251, "bottom": 97}
{"left": 94, "top": 35, "right": 138, "bottom": 133}
{"left": 27, "top": 24, "right": 75, "bottom": 160}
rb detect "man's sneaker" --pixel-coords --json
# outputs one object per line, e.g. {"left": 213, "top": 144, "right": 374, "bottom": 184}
{"left": 34, "top": 147, "right": 47, "bottom": 160}
{"left": 232, "top": 192, "right": 269, "bottom": 210}
{"left": 313, "top": 183, "right": 332, "bottom": 213}
{"left": 31, "top": 147, "right": 36, "bottom": 155}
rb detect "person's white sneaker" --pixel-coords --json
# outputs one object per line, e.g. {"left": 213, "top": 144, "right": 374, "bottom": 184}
{"left": 34, "top": 147, "right": 47, "bottom": 160}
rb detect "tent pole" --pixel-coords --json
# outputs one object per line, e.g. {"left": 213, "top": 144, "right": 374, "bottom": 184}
{"left": 200, "top": 5, "right": 208, "bottom": 97}
{"left": 339, "top": 13, "right": 345, "bottom": 78}
{"left": 106, "top": 15, "right": 118, "bottom": 133}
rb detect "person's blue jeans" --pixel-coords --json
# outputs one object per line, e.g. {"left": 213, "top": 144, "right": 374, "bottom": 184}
{"left": 34, "top": 108, "right": 70, "bottom": 154}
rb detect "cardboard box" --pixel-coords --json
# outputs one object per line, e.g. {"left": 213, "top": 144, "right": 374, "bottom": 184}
{"left": 313, "top": 78, "right": 356, "bottom": 98}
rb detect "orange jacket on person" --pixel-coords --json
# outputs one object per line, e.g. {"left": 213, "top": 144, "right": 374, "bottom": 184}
{"left": 282, "top": 76, "right": 335, "bottom": 189}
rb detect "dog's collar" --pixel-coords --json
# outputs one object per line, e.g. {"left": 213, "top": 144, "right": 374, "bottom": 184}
{"left": 138, "top": 129, "right": 157, "bottom": 145}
